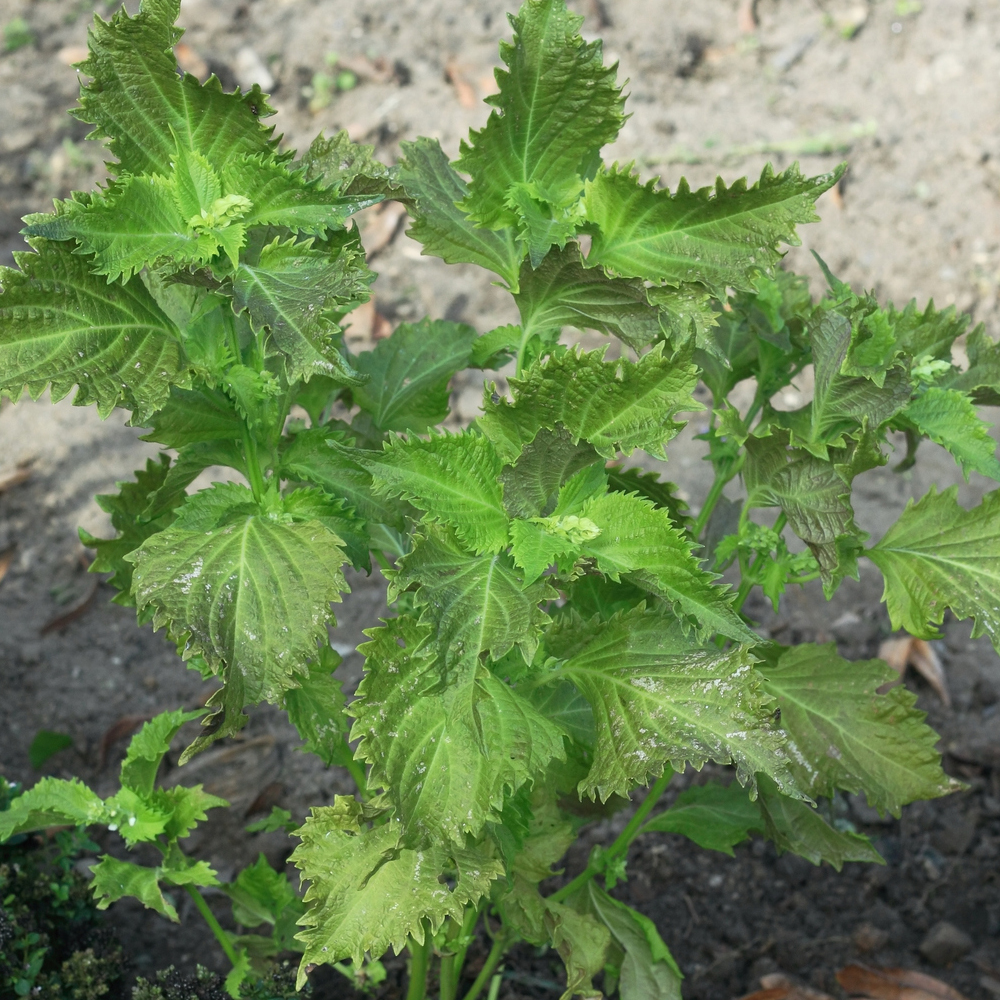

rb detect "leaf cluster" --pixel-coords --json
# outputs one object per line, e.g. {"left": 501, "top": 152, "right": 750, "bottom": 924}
{"left": 2, "top": 0, "right": 998, "bottom": 996}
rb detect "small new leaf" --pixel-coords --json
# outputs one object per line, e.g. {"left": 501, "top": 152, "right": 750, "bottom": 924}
{"left": 904, "top": 387, "right": 1000, "bottom": 482}
{"left": 456, "top": 0, "right": 624, "bottom": 239}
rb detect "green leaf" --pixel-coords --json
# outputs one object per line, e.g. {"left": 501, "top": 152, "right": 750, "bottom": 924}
{"left": 233, "top": 236, "right": 371, "bottom": 384}
{"left": 584, "top": 162, "right": 843, "bottom": 291}
{"left": 391, "top": 526, "right": 554, "bottom": 681}
{"left": 578, "top": 491, "right": 756, "bottom": 644}
{"left": 777, "top": 312, "right": 911, "bottom": 458}
{"left": 842, "top": 307, "right": 898, "bottom": 385}
{"left": 760, "top": 643, "right": 959, "bottom": 815}
{"left": 290, "top": 812, "right": 502, "bottom": 977}
{"left": 546, "top": 607, "right": 791, "bottom": 801}
{"left": 352, "top": 319, "right": 478, "bottom": 432}
{"left": 397, "top": 137, "right": 522, "bottom": 289}
{"left": 27, "top": 731, "right": 74, "bottom": 769}
{"left": 299, "top": 129, "right": 402, "bottom": 201}
{"left": 73, "top": 0, "right": 275, "bottom": 178}
{"left": 141, "top": 386, "right": 243, "bottom": 448}
{"left": 641, "top": 781, "right": 760, "bottom": 856}
{"left": 26, "top": 176, "right": 220, "bottom": 282}
{"left": 120, "top": 708, "right": 204, "bottom": 797}
{"left": 754, "top": 774, "right": 883, "bottom": 870}
{"left": 947, "top": 325, "right": 1000, "bottom": 405}
{"left": 455, "top": 0, "right": 624, "bottom": 234}
{"left": 352, "top": 617, "right": 565, "bottom": 844}
{"left": 573, "top": 882, "right": 682, "bottom": 1000}
{"left": 104, "top": 786, "right": 172, "bottom": 845}
{"left": 643, "top": 778, "right": 881, "bottom": 870}
{"left": 140, "top": 440, "right": 248, "bottom": 523}
{"left": 646, "top": 283, "right": 720, "bottom": 351}
{"left": 278, "top": 428, "right": 406, "bottom": 529}
{"left": 154, "top": 785, "right": 228, "bottom": 841}
{"left": 246, "top": 806, "right": 296, "bottom": 834}
{"left": 90, "top": 856, "right": 178, "bottom": 921}
{"left": 888, "top": 296, "right": 971, "bottom": 363}
{"left": 605, "top": 465, "right": 690, "bottom": 528}
{"left": 499, "top": 428, "right": 599, "bottom": 519}
{"left": 281, "top": 487, "right": 370, "bottom": 572}
{"left": 514, "top": 244, "right": 664, "bottom": 350}
{"left": 0, "top": 777, "right": 108, "bottom": 841}
{"left": 223, "top": 153, "right": 380, "bottom": 233}
{"left": 283, "top": 645, "right": 353, "bottom": 767}
{"left": 0, "top": 239, "right": 188, "bottom": 419}
{"left": 129, "top": 483, "right": 348, "bottom": 709}
{"left": 867, "top": 486, "right": 1000, "bottom": 650}
{"left": 904, "top": 387, "right": 1000, "bottom": 482}
{"left": 78, "top": 455, "right": 181, "bottom": 605}
{"left": 479, "top": 344, "right": 699, "bottom": 462}
{"left": 471, "top": 324, "right": 521, "bottom": 369}
{"left": 744, "top": 434, "right": 858, "bottom": 582}
{"left": 223, "top": 853, "right": 300, "bottom": 928}
{"left": 546, "top": 898, "right": 612, "bottom": 1000}
{"left": 366, "top": 431, "right": 509, "bottom": 554}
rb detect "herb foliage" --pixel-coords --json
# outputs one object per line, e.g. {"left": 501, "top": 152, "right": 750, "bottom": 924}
{"left": 2, "top": 1, "right": 997, "bottom": 998}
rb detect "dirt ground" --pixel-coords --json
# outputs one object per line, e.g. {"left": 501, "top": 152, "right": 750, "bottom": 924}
{"left": 3, "top": 0, "right": 1000, "bottom": 998}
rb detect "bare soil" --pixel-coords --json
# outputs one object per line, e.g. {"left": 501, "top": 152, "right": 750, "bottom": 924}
{"left": 2, "top": 1, "right": 1000, "bottom": 998}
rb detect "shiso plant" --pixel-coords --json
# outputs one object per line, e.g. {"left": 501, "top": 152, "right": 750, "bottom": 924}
{"left": 1, "top": 0, "right": 998, "bottom": 997}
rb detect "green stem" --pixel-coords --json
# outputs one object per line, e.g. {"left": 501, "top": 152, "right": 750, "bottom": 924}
{"left": 241, "top": 422, "right": 266, "bottom": 501}
{"left": 184, "top": 885, "right": 240, "bottom": 969}
{"left": 461, "top": 932, "right": 507, "bottom": 1000}
{"left": 773, "top": 511, "right": 788, "bottom": 536}
{"left": 407, "top": 934, "right": 431, "bottom": 1000}
{"left": 549, "top": 767, "right": 673, "bottom": 904}
{"left": 440, "top": 953, "right": 457, "bottom": 1000}
{"left": 448, "top": 905, "right": 480, "bottom": 999}
{"left": 692, "top": 474, "right": 728, "bottom": 539}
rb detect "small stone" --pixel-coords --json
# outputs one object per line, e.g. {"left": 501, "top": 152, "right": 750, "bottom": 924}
{"left": 919, "top": 921, "right": 973, "bottom": 966}
{"left": 853, "top": 922, "right": 890, "bottom": 952}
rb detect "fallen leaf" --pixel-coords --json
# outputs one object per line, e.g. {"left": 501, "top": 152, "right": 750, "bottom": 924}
{"left": 100, "top": 714, "right": 152, "bottom": 768}
{"left": 174, "top": 42, "right": 209, "bottom": 80}
{"left": 56, "top": 45, "right": 89, "bottom": 66}
{"left": 362, "top": 200, "right": 407, "bottom": 258}
{"left": 0, "top": 461, "right": 33, "bottom": 494}
{"left": 752, "top": 973, "right": 834, "bottom": 1000}
{"left": 0, "top": 545, "right": 14, "bottom": 586}
{"left": 445, "top": 61, "right": 478, "bottom": 109}
{"left": 837, "top": 965, "right": 968, "bottom": 1000}
{"left": 737, "top": 0, "right": 759, "bottom": 32}
{"left": 878, "top": 634, "right": 950, "bottom": 706}
{"left": 39, "top": 578, "right": 98, "bottom": 635}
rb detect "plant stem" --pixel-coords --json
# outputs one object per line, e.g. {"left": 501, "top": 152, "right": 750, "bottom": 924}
{"left": 448, "top": 904, "right": 481, "bottom": 999}
{"left": 407, "top": 935, "right": 431, "bottom": 1000}
{"left": 440, "top": 953, "right": 457, "bottom": 1000}
{"left": 241, "top": 422, "right": 266, "bottom": 501}
{"left": 461, "top": 933, "right": 507, "bottom": 1000}
{"left": 692, "top": 474, "right": 727, "bottom": 539}
{"left": 549, "top": 767, "right": 674, "bottom": 904}
{"left": 184, "top": 885, "right": 240, "bottom": 968}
